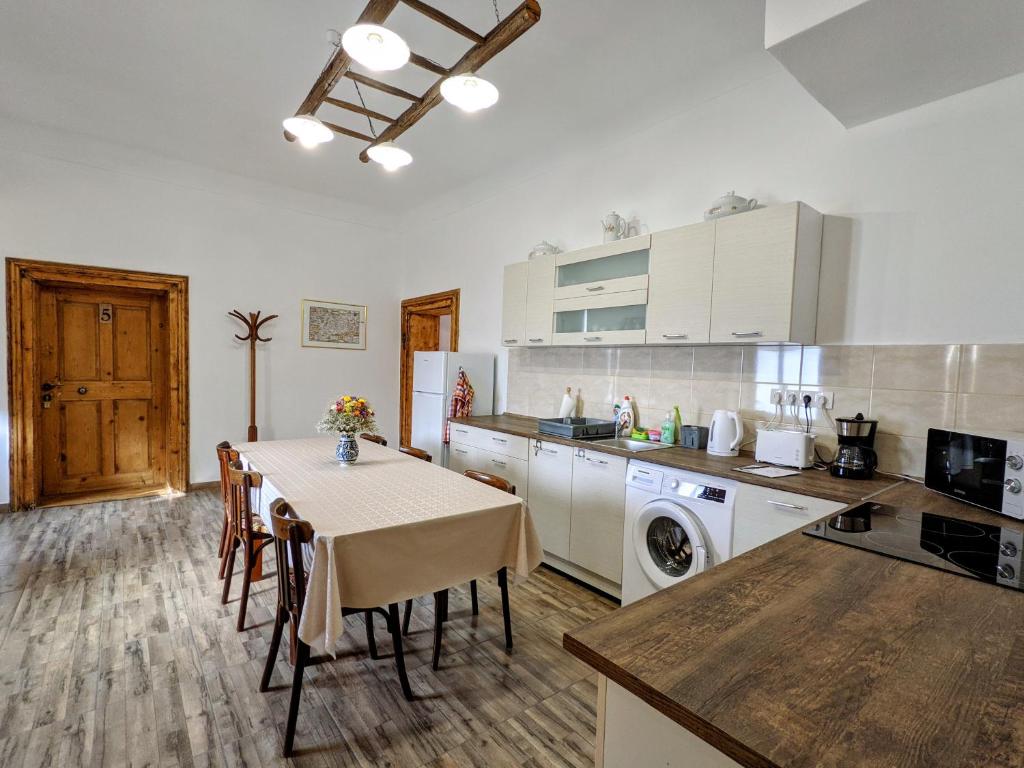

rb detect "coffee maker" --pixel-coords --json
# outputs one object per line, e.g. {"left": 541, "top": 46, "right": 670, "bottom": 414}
{"left": 831, "top": 413, "right": 879, "bottom": 479}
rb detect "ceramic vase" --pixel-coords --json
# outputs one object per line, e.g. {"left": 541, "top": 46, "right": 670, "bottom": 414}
{"left": 336, "top": 434, "right": 359, "bottom": 465}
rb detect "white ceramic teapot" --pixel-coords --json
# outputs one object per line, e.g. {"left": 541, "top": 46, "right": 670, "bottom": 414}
{"left": 704, "top": 191, "right": 757, "bottom": 221}
{"left": 601, "top": 211, "right": 627, "bottom": 242}
{"left": 528, "top": 240, "right": 560, "bottom": 259}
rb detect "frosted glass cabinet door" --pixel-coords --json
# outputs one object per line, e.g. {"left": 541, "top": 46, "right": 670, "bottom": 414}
{"left": 501, "top": 262, "right": 528, "bottom": 347}
{"left": 524, "top": 253, "right": 556, "bottom": 346}
{"left": 646, "top": 221, "right": 715, "bottom": 344}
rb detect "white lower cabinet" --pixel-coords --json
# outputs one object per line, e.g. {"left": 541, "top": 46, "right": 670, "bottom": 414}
{"left": 447, "top": 442, "right": 477, "bottom": 477}
{"left": 476, "top": 447, "right": 529, "bottom": 499}
{"left": 526, "top": 440, "right": 574, "bottom": 559}
{"left": 569, "top": 449, "right": 629, "bottom": 584}
{"left": 732, "top": 482, "right": 845, "bottom": 556}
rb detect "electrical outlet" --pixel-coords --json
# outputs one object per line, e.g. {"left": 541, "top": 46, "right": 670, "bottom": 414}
{"left": 769, "top": 389, "right": 784, "bottom": 405}
{"left": 800, "top": 391, "right": 835, "bottom": 410}
{"left": 782, "top": 390, "right": 798, "bottom": 406}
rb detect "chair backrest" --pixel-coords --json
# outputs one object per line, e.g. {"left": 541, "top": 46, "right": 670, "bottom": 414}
{"left": 464, "top": 469, "right": 516, "bottom": 496}
{"left": 216, "top": 441, "right": 239, "bottom": 509}
{"left": 360, "top": 433, "right": 387, "bottom": 447}
{"left": 226, "top": 460, "right": 262, "bottom": 537}
{"left": 400, "top": 446, "right": 432, "bottom": 463}
{"left": 269, "top": 498, "right": 314, "bottom": 617}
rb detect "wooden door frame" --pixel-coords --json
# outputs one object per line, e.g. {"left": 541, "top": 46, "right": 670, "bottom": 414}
{"left": 6, "top": 258, "right": 189, "bottom": 510}
{"left": 399, "top": 289, "right": 459, "bottom": 447}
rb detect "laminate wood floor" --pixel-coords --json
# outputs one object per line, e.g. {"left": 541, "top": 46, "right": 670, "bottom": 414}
{"left": 0, "top": 489, "right": 616, "bottom": 767}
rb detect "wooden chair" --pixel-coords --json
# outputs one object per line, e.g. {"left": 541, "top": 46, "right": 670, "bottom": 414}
{"left": 360, "top": 433, "right": 387, "bottom": 447}
{"left": 428, "top": 470, "right": 516, "bottom": 671}
{"left": 222, "top": 461, "right": 274, "bottom": 631}
{"left": 399, "top": 445, "right": 432, "bottom": 462}
{"left": 215, "top": 441, "right": 239, "bottom": 579}
{"left": 260, "top": 499, "right": 414, "bottom": 756}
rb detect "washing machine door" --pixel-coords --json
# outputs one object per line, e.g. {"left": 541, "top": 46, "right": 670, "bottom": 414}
{"left": 633, "top": 500, "right": 708, "bottom": 591}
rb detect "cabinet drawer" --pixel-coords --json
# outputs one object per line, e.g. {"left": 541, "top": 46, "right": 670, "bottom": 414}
{"left": 448, "top": 442, "right": 477, "bottom": 476}
{"left": 733, "top": 482, "right": 845, "bottom": 556}
{"left": 450, "top": 425, "right": 529, "bottom": 460}
{"left": 476, "top": 448, "right": 529, "bottom": 499}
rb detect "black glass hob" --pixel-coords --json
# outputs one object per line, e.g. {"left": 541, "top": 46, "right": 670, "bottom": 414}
{"left": 804, "top": 502, "right": 1024, "bottom": 591}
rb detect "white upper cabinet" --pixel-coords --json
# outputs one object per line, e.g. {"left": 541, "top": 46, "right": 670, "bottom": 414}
{"left": 500, "top": 262, "right": 528, "bottom": 347}
{"left": 709, "top": 202, "right": 823, "bottom": 344}
{"left": 554, "top": 235, "right": 651, "bottom": 301}
{"left": 646, "top": 221, "right": 715, "bottom": 345}
{"left": 524, "top": 253, "right": 556, "bottom": 346}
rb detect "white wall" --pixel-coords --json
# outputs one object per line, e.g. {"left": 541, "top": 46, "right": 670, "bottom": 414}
{"left": 397, "top": 61, "right": 1024, "bottom": 412}
{"left": 0, "top": 121, "right": 402, "bottom": 504}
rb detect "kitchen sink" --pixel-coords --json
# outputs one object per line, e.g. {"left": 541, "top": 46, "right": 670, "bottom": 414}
{"left": 589, "top": 438, "right": 675, "bottom": 452}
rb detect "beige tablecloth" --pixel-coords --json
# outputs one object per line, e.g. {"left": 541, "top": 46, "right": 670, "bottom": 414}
{"left": 236, "top": 436, "right": 542, "bottom": 653}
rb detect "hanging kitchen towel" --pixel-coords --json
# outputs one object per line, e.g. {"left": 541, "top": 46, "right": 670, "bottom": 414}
{"left": 445, "top": 368, "right": 475, "bottom": 443}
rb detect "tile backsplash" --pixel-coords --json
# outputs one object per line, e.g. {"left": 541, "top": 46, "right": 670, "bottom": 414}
{"left": 506, "top": 344, "right": 1024, "bottom": 478}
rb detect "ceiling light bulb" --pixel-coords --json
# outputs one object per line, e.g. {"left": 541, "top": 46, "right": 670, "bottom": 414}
{"left": 282, "top": 114, "right": 333, "bottom": 148}
{"left": 342, "top": 24, "right": 410, "bottom": 71}
{"left": 440, "top": 74, "right": 499, "bottom": 112}
{"left": 367, "top": 142, "right": 412, "bottom": 171}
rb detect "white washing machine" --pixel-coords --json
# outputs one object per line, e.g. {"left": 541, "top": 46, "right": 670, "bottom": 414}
{"left": 621, "top": 460, "right": 738, "bottom": 605}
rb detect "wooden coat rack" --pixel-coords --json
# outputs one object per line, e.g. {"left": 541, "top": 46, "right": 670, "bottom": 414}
{"left": 229, "top": 310, "right": 278, "bottom": 441}
{"left": 284, "top": 0, "right": 541, "bottom": 162}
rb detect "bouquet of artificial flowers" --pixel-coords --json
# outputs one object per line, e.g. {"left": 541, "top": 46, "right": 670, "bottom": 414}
{"left": 317, "top": 395, "right": 378, "bottom": 436}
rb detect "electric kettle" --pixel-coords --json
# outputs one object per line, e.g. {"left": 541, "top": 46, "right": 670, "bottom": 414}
{"left": 707, "top": 410, "right": 743, "bottom": 457}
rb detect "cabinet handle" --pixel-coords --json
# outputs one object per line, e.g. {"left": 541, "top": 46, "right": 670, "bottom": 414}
{"left": 539, "top": 448, "right": 558, "bottom": 455}
{"left": 767, "top": 499, "right": 807, "bottom": 511}
{"left": 584, "top": 336, "right": 603, "bottom": 342}
{"left": 491, "top": 459, "right": 507, "bottom": 467}
{"left": 586, "top": 285, "right": 605, "bottom": 292}
{"left": 731, "top": 331, "right": 764, "bottom": 338}
{"left": 503, "top": 338, "right": 518, "bottom": 344}
{"left": 661, "top": 333, "right": 688, "bottom": 339}
{"left": 492, "top": 437, "right": 507, "bottom": 444}
{"left": 529, "top": 337, "right": 544, "bottom": 343}
{"left": 454, "top": 448, "right": 469, "bottom": 454}
{"left": 585, "top": 457, "right": 609, "bottom": 466}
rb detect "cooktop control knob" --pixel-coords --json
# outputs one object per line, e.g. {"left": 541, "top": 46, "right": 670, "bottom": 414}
{"left": 1000, "top": 541, "right": 1019, "bottom": 558}
{"left": 996, "top": 563, "right": 1016, "bottom": 581}
{"left": 1008, "top": 455, "right": 1024, "bottom": 471}
{"left": 1005, "top": 478, "right": 1023, "bottom": 494}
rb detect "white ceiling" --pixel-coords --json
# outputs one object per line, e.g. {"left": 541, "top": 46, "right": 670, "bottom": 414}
{"left": 1, "top": 1, "right": 768, "bottom": 215}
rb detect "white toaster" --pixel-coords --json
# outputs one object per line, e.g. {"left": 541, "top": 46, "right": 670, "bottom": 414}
{"left": 755, "top": 429, "right": 816, "bottom": 469}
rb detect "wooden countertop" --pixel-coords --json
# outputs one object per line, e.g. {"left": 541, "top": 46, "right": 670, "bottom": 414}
{"left": 451, "top": 414, "right": 898, "bottom": 503}
{"left": 563, "top": 482, "right": 1024, "bottom": 768}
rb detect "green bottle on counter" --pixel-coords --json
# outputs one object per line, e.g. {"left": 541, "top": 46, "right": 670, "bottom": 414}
{"left": 661, "top": 411, "right": 676, "bottom": 445}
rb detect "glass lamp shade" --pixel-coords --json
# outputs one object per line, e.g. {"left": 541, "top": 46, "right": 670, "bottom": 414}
{"left": 366, "top": 142, "right": 413, "bottom": 171}
{"left": 342, "top": 24, "right": 410, "bottom": 71}
{"left": 440, "top": 74, "right": 499, "bottom": 112}
{"left": 282, "top": 114, "right": 333, "bottom": 148}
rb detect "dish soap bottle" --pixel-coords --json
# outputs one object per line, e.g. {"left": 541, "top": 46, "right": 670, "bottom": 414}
{"left": 618, "top": 395, "right": 635, "bottom": 437}
{"left": 661, "top": 411, "right": 676, "bottom": 445}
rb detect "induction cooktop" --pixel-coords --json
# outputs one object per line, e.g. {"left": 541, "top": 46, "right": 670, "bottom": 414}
{"left": 804, "top": 501, "right": 1024, "bottom": 591}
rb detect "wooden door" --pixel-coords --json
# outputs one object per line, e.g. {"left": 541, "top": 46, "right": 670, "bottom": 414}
{"left": 646, "top": 221, "right": 715, "bottom": 344}
{"left": 37, "top": 285, "right": 168, "bottom": 499}
{"left": 399, "top": 289, "right": 459, "bottom": 448}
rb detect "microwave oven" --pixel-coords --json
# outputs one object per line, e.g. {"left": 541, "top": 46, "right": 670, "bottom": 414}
{"left": 924, "top": 429, "right": 1024, "bottom": 520}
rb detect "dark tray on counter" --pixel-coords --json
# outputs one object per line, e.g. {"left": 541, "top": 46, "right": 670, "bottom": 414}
{"left": 537, "top": 417, "right": 618, "bottom": 440}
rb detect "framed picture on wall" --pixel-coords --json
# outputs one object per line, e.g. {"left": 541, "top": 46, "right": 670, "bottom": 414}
{"left": 300, "top": 299, "right": 367, "bottom": 350}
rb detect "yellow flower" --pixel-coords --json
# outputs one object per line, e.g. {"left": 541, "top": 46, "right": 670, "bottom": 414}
{"left": 343, "top": 395, "right": 352, "bottom": 401}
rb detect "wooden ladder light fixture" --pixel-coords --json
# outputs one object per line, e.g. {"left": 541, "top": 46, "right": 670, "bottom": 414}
{"left": 283, "top": 0, "right": 541, "bottom": 165}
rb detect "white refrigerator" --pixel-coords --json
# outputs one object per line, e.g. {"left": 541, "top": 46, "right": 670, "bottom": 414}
{"left": 411, "top": 351, "right": 494, "bottom": 466}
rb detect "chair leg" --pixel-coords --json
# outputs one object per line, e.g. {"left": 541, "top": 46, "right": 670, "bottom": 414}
{"left": 470, "top": 580, "right": 479, "bottom": 616}
{"left": 388, "top": 603, "right": 414, "bottom": 701}
{"left": 220, "top": 540, "right": 237, "bottom": 605}
{"left": 283, "top": 639, "right": 308, "bottom": 757}
{"left": 402, "top": 599, "right": 413, "bottom": 636}
{"left": 217, "top": 516, "right": 230, "bottom": 579}
{"left": 431, "top": 590, "right": 447, "bottom": 671}
{"left": 498, "top": 568, "right": 513, "bottom": 651}
{"left": 364, "top": 610, "right": 379, "bottom": 660}
{"left": 237, "top": 540, "right": 254, "bottom": 632}
{"left": 261, "top": 607, "right": 287, "bottom": 692}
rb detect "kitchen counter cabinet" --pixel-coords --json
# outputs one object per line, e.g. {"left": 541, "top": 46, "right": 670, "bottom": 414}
{"left": 569, "top": 448, "right": 628, "bottom": 584}
{"left": 564, "top": 482, "right": 1024, "bottom": 768}
{"left": 526, "top": 439, "right": 574, "bottom": 559}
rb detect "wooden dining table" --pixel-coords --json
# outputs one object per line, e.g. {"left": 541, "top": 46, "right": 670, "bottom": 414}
{"left": 235, "top": 435, "right": 543, "bottom": 653}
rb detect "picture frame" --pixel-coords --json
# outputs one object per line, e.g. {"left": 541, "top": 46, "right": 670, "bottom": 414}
{"left": 300, "top": 299, "right": 367, "bottom": 350}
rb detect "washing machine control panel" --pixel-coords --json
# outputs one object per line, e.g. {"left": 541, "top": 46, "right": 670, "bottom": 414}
{"left": 666, "top": 478, "right": 729, "bottom": 504}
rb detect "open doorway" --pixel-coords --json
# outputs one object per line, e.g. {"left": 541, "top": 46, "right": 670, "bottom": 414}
{"left": 399, "top": 289, "right": 459, "bottom": 447}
